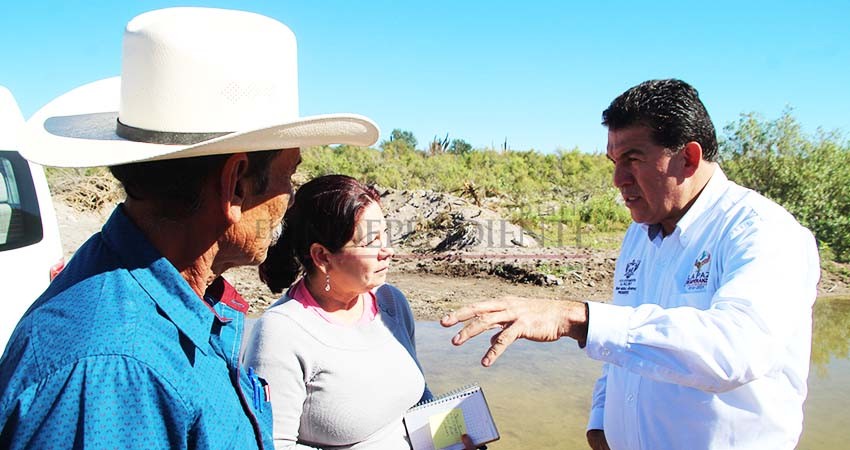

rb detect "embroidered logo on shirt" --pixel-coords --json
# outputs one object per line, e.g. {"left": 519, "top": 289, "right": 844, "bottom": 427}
{"left": 685, "top": 251, "right": 711, "bottom": 291}
{"left": 624, "top": 260, "right": 640, "bottom": 278}
{"left": 616, "top": 259, "right": 641, "bottom": 295}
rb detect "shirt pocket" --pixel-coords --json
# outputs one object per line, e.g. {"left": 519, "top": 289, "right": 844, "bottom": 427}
{"left": 241, "top": 367, "right": 274, "bottom": 446}
{"left": 255, "top": 376, "right": 274, "bottom": 445}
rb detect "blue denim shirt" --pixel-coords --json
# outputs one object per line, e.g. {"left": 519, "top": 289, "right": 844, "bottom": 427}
{"left": 0, "top": 206, "right": 273, "bottom": 449}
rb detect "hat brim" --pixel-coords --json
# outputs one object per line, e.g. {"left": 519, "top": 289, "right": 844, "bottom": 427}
{"left": 19, "top": 77, "right": 380, "bottom": 167}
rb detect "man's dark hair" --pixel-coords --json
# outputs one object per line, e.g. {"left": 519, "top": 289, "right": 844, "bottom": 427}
{"left": 602, "top": 79, "right": 718, "bottom": 162}
{"left": 109, "top": 149, "right": 282, "bottom": 219}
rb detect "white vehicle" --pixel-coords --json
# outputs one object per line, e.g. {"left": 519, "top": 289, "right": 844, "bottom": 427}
{"left": 0, "top": 86, "right": 64, "bottom": 349}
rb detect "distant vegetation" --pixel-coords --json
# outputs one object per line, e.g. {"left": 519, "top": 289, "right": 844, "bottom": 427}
{"left": 46, "top": 112, "right": 850, "bottom": 260}
{"left": 301, "top": 131, "right": 630, "bottom": 248}
{"left": 720, "top": 110, "right": 850, "bottom": 262}
{"left": 304, "top": 113, "right": 850, "bottom": 260}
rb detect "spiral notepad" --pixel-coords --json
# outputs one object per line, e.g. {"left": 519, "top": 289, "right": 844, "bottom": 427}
{"left": 404, "top": 384, "right": 499, "bottom": 450}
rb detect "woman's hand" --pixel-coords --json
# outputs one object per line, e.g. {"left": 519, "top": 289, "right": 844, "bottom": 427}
{"left": 461, "top": 433, "right": 486, "bottom": 450}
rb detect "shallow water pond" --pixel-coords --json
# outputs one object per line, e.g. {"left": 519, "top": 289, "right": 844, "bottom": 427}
{"left": 416, "top": 297, "right": 850, "bottom": 449}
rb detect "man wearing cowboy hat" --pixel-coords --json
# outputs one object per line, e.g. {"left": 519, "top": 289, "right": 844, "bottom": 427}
{"left": 0, "top": 7, "right": 378, "bottom": 448}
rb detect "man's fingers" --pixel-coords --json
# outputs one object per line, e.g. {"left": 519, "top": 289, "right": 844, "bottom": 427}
{"left": 482, "top": 325, "right": 519, "bottom": 367}
{"left": 451, "top": 309, "right": 516, "bottom": 346}
{"left": 451, "top": 308, "right": 514, "bottom": 346}
{"left": 440, "top": 312, "right": 460, "bottom": 327}
{"left": 441, "top": 301, "right": 509, "bottom": 327}
{"left": 451, "top": 316, "right": 489, "bottom": 345}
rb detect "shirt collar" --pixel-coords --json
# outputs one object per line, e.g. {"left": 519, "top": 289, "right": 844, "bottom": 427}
{"left": 675, "top": 167, "right": 728, "bottom": 245}
{"left": 204, "top": 276, "right": 249, "bottom": 317}
{"left": 100, "top": 205, "right": 214, "bottom": 353}
{"left": 645, "top": 223, "right": 664, "bottom": 242}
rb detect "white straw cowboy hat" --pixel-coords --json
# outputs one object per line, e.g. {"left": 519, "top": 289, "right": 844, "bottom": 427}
{"left": 19, "top": 7, "right": 379, "bottom": 168}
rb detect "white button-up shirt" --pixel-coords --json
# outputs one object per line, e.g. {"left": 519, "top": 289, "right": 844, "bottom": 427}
{"left": 585, "top": 168, "right": 820, "bottom": 450}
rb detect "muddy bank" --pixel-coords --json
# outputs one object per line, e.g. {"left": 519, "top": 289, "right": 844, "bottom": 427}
{"left": 225, "top": 247, "right": 618, "bottom": 320}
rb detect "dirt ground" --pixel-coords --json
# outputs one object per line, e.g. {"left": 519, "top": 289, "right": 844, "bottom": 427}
{"left": 221, "top": 250, "right": 617, "bottom": 320}
{"left": 54, "top": 173, "right": 850, "bottom": 323}
{"left": 54, "top": 198, "right": 619, "bottom": 320}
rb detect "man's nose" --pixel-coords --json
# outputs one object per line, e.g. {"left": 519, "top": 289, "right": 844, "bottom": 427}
{"left": 613, "top": 164, "right": 633, "bottom": 188}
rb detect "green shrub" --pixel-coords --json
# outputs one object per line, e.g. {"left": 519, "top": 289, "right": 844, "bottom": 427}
{"left": 721, "top": 110, "right": 850, "bottom": 261}
{"left": 301, "top": 144, "right": 631, "bottom": 248}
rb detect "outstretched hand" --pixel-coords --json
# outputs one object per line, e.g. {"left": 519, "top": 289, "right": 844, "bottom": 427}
{"left": 440, "top": 297, "right": 589, "bottom": 367}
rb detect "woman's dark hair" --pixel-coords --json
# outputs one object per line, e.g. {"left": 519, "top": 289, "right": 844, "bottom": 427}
{"left": 259, "top": 174, "right": 381, "bottom": 293}
{"left": 602, "top": 79, "right": 718, "bottom": 162}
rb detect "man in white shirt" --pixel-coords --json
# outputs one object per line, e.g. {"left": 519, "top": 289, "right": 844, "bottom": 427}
{"left": 441, "top": 79, "right": 820, "bottom": 450}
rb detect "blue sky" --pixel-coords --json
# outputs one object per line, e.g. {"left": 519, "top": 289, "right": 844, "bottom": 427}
{"left": 1, "top": 0, "right": 848, "bottom": 153}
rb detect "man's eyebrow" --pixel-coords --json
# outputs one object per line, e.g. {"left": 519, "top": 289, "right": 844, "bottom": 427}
{"left": 611, "top": 148, "right": 644, "bottom": 161}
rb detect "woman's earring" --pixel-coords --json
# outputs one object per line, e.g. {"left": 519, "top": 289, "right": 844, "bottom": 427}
{"left": 324, "top": 274, "right": 331, "bottom": 292}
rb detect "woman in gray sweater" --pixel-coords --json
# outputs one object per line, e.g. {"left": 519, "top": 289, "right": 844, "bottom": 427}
{"left": 244, "top": 175, "right": 432, "bottom": 449}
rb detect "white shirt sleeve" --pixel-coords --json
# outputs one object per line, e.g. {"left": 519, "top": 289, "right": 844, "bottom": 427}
{"left": 585, "top": 216, "right": 819, "bottom": 393}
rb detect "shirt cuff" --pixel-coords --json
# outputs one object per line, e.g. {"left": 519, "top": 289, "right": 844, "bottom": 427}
{"left": 585, "top": 302, "right": 632, "bottom": 364}
{"left": 587, "top": 406, "right": 605, "bottom": 431}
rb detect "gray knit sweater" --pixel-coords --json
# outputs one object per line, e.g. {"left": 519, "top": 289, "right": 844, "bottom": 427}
{"left": 244, "top": 284, "right": 431, "bottom": 450}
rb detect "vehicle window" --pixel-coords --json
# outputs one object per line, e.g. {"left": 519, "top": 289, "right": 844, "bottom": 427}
{"left": 0, "top": 151, "right": 43, "bottom": 250}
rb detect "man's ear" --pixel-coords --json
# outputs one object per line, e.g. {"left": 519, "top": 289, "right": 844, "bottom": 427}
{"left": 220, "top": 153, "right": 250, "bottom": 225}
{"left": 681, "top": 141, "right": 703, "bottom": 176}
{"left": 309, "top": 242, "right": 332, "bottom": 273}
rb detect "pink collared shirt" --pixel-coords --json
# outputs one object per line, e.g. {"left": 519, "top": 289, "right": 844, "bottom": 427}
{"left": 290, "top": 278, "right": 379, "bottom": 326}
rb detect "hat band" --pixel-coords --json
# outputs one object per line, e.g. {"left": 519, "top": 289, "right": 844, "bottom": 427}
{"left": 116, "top": 119, "right": 231, "bottom": 145}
